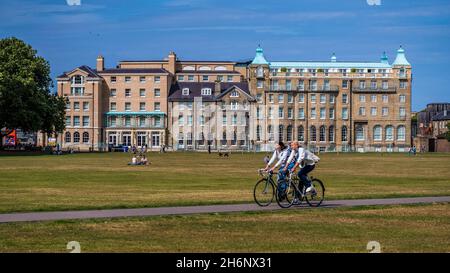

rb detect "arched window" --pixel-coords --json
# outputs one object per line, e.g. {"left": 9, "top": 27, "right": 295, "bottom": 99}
{"left": 319, "top": 126, "right": 326, "bottom": 142}
{"left": 215, "top": 66, "right": 227, "bottom": 71}
{"left": 341, "top": 126, "right": 348, "bottom": 142}
{"left": 278, "top": 125, "right": 284, "bottom": 142}
{"left": 356, "top": 125, "right": 365, "bottom": 141}
{"left": 397, "top": 125, "right": 406, "bottom": 141}
{"left": 297, "top": 126, "right": 304, "bottom": 142}
{"left": 65, "top": 132, "right": 71, "bottom": 143}
{"left": 385, "top": 125, "right": 394, "bottom": 141}
{"left": 268, "top": 125, "right": 274, "bottom": 141}
{"left": 198, "top": 66, "right": 212, "bottom": 71}
{"left": 310, "top": 126, "right": 316, "bottom": 142}
{"left": 286, "top": 125, "right": 293, "bottom": 142}
{"left": 373, "top": 125, "right": 382, "bottom": 141}
{"left": 232, "top": 130, "right": 237, "bottom": 145}
{"left": 256, "top": 125, "right": 261, "bottom": 141}
{"left": 73, "top": 132, "right": 80, "bottom": 143}
{"left": 82, "top": 132, "right": 89, "bottom": 143}
{"left": 329, "top": 126, "right": 335, "bottom": 142}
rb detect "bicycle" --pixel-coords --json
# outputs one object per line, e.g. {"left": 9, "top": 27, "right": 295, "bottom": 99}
{"left": 275, "top": 171, "right": 325, "bottom": 208}
{"left": 253, "top": 169, "right": 278, "bottom": 206}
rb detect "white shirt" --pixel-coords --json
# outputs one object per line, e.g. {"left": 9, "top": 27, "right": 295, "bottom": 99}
{"left": 268, "top": 148, "right": 290, "bottom": 168}
{"left": 296, "top": 148, "right": 316, "bottom": 166}
{"left": 132, "top": 157, "right": 137, "bottom": 164}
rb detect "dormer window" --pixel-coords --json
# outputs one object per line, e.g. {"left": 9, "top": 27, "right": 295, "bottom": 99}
{"left": 182, "top": 88, "right": 190, "bottom": 96}
{"left": 230, "top": 91, "right": 239, "bottom": 98}
{"left": 201, "top": 88, "right": 212, "bottom": 96}
{"left": 71, "top": 75, "right": 84, "bottom": 85}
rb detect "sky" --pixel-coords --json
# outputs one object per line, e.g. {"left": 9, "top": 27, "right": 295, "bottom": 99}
{"left": 1, "top": 0, "right": 449, "bottom": 111}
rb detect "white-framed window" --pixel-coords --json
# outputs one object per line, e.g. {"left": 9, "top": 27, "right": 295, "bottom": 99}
{"left": 371, "top": 95, "right": 377, "bottom": 102}
{"left": 65, "top": 132, "right": 71, "bottom": 142}
{"left": 320, "top": 94, "right": 326, "bottom": 104}
{"left": 278, "top": 107, "right": 284, "bottom": 118}
{"left": 110, "top": 76, "right": 116, "bottom": 83}
{"left": 73, "top": 116, "right": 80, "bottom": 127}
{"left": 155, "top": 76, "right": 161, "bottom": 83}
{"left": 83, "top": 102, "right": 89, "bottom": 111}
{"left": 342, "top": 80, "right": 348, "bottom": 89}
{"left": 154, "top": 89, "right": 161, "bottom": 97}
{"left": 178, "top": 114, "right": 184, "bottom": 125}
{"left": 356, "top": 125, "right": 365, "bottom": 141}
{"left": 382, "top": 107, "right": 389, "bottom": 116}
{"left": 400, "top": 80, "right": 408, "bottom": 89}
{"left": 139, "top": 102, "right": 146, "bottom": 111}
{"left": 230, "top": 91, "right": 239, "bottom": 97}
{"left": 82, "top": 116, "right": 90, "bottom": 127}
{"left": 399, "top": 94, "right": 406, "bottom": 103}
{"left": 125, "top": 89, "right": 131, "bottom": 97}
{"left": 342, "top": 93, "right": 348, "bottom": 104}
{"left": 202, "top": 75, "right": 209, "bottom": 81}
{"left": 385, "top": 125, "right": 394, "bottom": 141}
{"left": 110, "top": 102, "right": 116, "bottom": 111}
{"left": 329, "top": 108, "right": 335, "bottom": 119}
{"left": 371, "top": 107, "right": 377, "bottom": 116}
{"left": 73, "top": 132, "right": 80, "bottom": 143}
{"left": 342, "top": 107, "right": 348, "bottom": 119}
{"left": 400, "top": 107, "right": 406, "bottom": 117}
{"left": 230, "top": 101, "right": 238, "bottom": 110}
{"left": 310, "top": 107, "right": 316, "bottom": 119}
{"left": 268, "top": 107, "right": 273, "bottom": 119}
{"left": 319, "top": 126, "right": 326, "bottom": 142}
{"left": 269, "top": 94, "right": 274, "bottom": 103}
{"left": 65, "top": 116, "right": 71, "bottom": 126}
{"left": 227, "top": 76, "right": 233, "bottom": 82}
{"left": 359, "top": 107, "right": 366, "bottom": 116}
{"left": 73, "top": 101, "right": 80, "bottom": 111}
{"left": 341, "top": 126, "right": 348, "bottom": 142}
{"left": 373, "top": 125, "right": 382, "bottom": 141}
{"left": 217, "top": 75, "right": 224, "bottom": 82}
{"left": 287, "top": 94, "right": 293, "bottom": 103}
{"left": 382, "top": 80, "right": 389, "bottom": 89}
{"left": 140, "top": 89, "right": 146, "bottom": 97}
{"left": 201, "top": 88, "right": 212, "bottom": 96}
{"left": 125, "top": 102, "right": 131, "bottom": 111}
{"left": 154, "top": 102, "right": 161, "bottom": 111}
{"left": 320, "top": 107, "right": 326, "bottom": 119}
{"left": 110, "top": 89, "right": 117, "bottom": 97}
{"left": 329, "top": 95, "right": 335, "bottom": 104}
{"left": 298, "top": 93, "right": 305, "bottom": 103}
{"left": 310, "top": 80, "right": 317, "bottom": 91}
{"left": 125, "top": 76, "right": 131, "bottom": 83}
{"left": 359, "top": 80, "right": 366, "bottom": 89}
{"left": 257, "top": 80, "right": 264, "bottom": 89}
{"left": 397, "top": 125, "right": 406, "bottom": 141}
{"left": 182, "top": 88, "right": 190, "bottom": 96}
{"left": 359, "top": 95, "right": 366, "bottom": 102}
{"left": 287, "top": 108, "right": 293, "bottom": 119}
{"left": 178, "top": 75, "right": 185, "bottom": 81}
{"left": 256, "top": 93, "right": 262, "bottom": 103}
{"left": 139, "top": 76, "right": 146, "bottom": 83}
{"left": 188, "top": 75, "right": 194, "bottom": 81}
{"left": 278, "top": 94, "right": 284, "bottom": 103}
{"left": 382, "top": 95, "right": 389, "bottom": 103}
{"left": 311, "top": 94, "right": 316, "bottom": 103}
{"left": 298, "top": 80, "right": 305, "bottom": 91}
{"left": 370, "top": 80, "right": 377, "bottom": 89}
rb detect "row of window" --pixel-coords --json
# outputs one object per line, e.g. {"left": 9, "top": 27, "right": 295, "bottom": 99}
{"left": 65, "top": 116, "right": 90, "bottom": 127}
{"left": 258, "top": 79, "right": 407, "bottom": 90}
{"left": 255, "top": 125, "right": 406, "bottom": 142}
{"left": 177, "top": 75, "right": 234, "bottom": 82}
{"left": 110, "top": 76, "right": 161, "bottom": 84}
{"left": 110, "top": 88, "right": 161, "bottom": 98}
{"left": 358, "top": 107, "right": 406, "bottom": 117}
{"left": 108, "top": 116, "right": 162, "bottom": 127}
{"left": 110, "top": 102, "right": 161, "bottom": 112}
{"left": 66, "top": 101, "right": 89, "bottom": 111}
{"left": 259, "top": 67, "right": 406, "bottom": 77}
{"left": 64, "top": 132, "right": 90, "bottom": 143}
{"left": 258, "top": 93, "right": 406, "bottom": 104}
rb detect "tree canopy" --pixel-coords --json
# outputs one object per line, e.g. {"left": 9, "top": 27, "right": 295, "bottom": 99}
{"left": 0, "top": 37, "right": 66, "bottom": 145}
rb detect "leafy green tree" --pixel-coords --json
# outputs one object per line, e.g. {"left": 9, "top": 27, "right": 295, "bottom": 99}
{"left": 0, "top": 37, "right": 67, "bottom": 147}
{"left": 446, "top": 123, "right": 450, "bottom": 142}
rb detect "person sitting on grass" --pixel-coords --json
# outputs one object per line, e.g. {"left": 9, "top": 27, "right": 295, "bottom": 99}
{"left": 141, "top": 155, "right": 150, "bottom": 166}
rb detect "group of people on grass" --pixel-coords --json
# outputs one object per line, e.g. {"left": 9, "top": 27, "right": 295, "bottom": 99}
{"left": 264, "top": 141, "right": 320, "bottom": 195}
{"left": 128, "top": 145, "right": 150, "bottom": 166}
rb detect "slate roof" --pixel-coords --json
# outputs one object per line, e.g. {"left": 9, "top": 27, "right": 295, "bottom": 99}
{"left": 168, "top": 82, "right": 251, "bottom": 102}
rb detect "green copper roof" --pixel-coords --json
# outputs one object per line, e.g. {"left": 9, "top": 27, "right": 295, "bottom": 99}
{"left": 380, "top": 51, "right": 389, "bottom": 64}
{"left": 392, "top": 46, "right": 410, "bottom": 66}
{"left": 251, "top": 46, "right": 269, "bottom": 65}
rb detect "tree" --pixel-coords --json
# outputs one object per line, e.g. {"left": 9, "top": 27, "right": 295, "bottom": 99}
{"left": 446, "top": 123, "right": 450, "bottom": 142}
{"left": 0, "top": 37, "right": 67, "bottom": 147}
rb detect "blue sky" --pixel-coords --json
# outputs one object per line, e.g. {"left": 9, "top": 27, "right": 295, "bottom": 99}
{"left": 1, "top": 0, "right": 449, "bottom": 111}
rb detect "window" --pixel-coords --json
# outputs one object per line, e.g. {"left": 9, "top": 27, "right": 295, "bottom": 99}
{"left": 201, "top": 88, "right": 212, "bottom": 96}
{"left": 324, "top": 79, "right": 330, "bottom": 91}
{"left": 359, "top": 95, "right": 366, "bottom": 102}
{"left": 110, "top": 117, "right": 116, "bottom": 127}
{"left": 202, "top": 75, "right": 209, "bottom": 81}
{"left": 310, "top": 126, "right": 317, "bottom": 142}
{"left": 256, "top": 66, "right": 264, "bottom": 77}
{"left": 382, "top": 95, "right": 389, "bottom": 103}
{"left": 188, "top": 115, "right": 193, "bottom": 125}
{"left": 73, "top": 132, "right": 80, "bottom": 143}
{"left": 268, "top": 125, "right": 274, "bottom": 141}
{"left": 399, "top": 94, "right": 406, "bottom": 103}
{"left": 319, "top": 126, "right": 326, "bottom": 142}
{"left": 230, "top": 91, "right": 239, "bottom": 97}
{"left": 341, "top": 126, "right": 348, "bottom": 142}
{"left": 342, "top": 108, "right": 348, "bottom": 119}
{"left": 155, "top": 76, "right": 161, "bottom": 83}
{"left": 278, "top": 107, "right": 284, "bottom": 118}
{"left": 385, "top": 125, "right": 393, "bottom": 141}
{"left": 154, "top": 89, "right": 161, "bottom": 97}
{"left": 125, "top": 117, "right": 131, "bottom": 126}
{"left": 298, "top": 80, "right": 305, "bottom": 91}
{"left": 139, "top": 117, "right": 146, "bottom": 127}
{"left": 371, "top": 107, "right": 377, "bottom": 116}
{"left": 310, "top": 107, "right": 316, "bottom": 119}
{"left": 298, "top": 108, "right": 305, "bottom": 119}
{"left": 257, "top": 80, "right": 264, "bottom": 89}
{"left": 320, "top": 108, "right": 326, "bottom": 119}
{"left": 217, "top": 75, "right": 224, "bottom": 82}
{"left": 320, "top": 94, "right": 326, "bottom": 104}
{"left": 287, "top": 126, "right": 293, "bottom": 142}
{"left": 66, "top": 102, "right": 71, "bottom": 110}
{"left": 373, "top": 125, "right": 382, "bottom": 141}
{"left": 329, "top": 108, "right": 335, "bottom": 119}
{"left": 154, "top": 116, "right": 161, "bottom": 127}
{"left": 359, "top": 107, "right": 366, "bottom": 116}
{"left": 356, "top": 125, "right": 365, "bottom": 141}
{"left": 342, "top": 80, "right": 348, "bottom": 89}
{"left": 359, "top": 80, "right": 366, "bottom": 89}
{"left": 227, "top": 76, "right": 233, "bottom": 82}
{"left": 256, "top": 125, "right": 261, "bottom": 141}
{"left": 182, "top": 88, "right": 190, "bottom": 96}
{"left": 329, "top": 95, "right": 335, "bottom": 104}
{"left": 400, "top": 107, "right": 406, "bottom": 117}
{"left": 140, "top": 102, "right": 146, "bottom": 111}
{"left": 110, "top": 76, "right": 116, "bottom": 83}
{"left": 382, "top": 80, "right": 388, "bottom": 89}
{"left": 178, "top": 75, "right": 185, "bottom": 81}
{"left": 310, "top": 80, "right": 317, "bottom": 91}
{"left": 286, "top": 80, "right": 292, "bottom": 91}
{"left": 288, "top": 94, "right": 293, "bottom": 103}
{"left": 397, "top": 126, "right": 406, "bottom": 141}
{"left": 370, "top": 80, "right": 377, "bottom": 89}
{"left": 73, "top": 116, "right": 80, "bottom": 126}
{"left": 382, "top": 107, "right": 388, "bottom": 116}
{"left": 342, "top": 93, "right": 348, "bottom": 103}
{"left": 140, "top": 89, "right": 146, "bottom": 97}
{"left": 65, "top": 116, "right": 71, "bottom": 126}
{"left": 110, "top": 89, "right": 117, "bottom": 97}
{"left": 110, "top": 102, "right": 117, "bottom": 111}
{"left": 201, "top": 115, "right": 206, "bottom": 125}
{"left": 188, "top": 75, "right": 194, "bottom": 81}
{"left": 298, "top": 93, "right": 305, "bottom": 103}
{"left": 287, "top": 108, "right": 293, "bottom": 119}
{"left": 125, "top": 89, "right": 131, "bottom": 97}
{"left": 371, "top": 95, "right": 377, "bottom": 102}
{"left": 278, "top": 125, "right": 284, "bottom": 142}
{"left": 311, "top": 94, "right": 316, "bottom": 103}
{"left": 269, "top": 94, "right": 274, "bottom": 103}
{"left": 82, "top": 132, "right": 89, "bottom": 143}
{"left": 298, "top": 126, "right": 304, "bottom": 141}
{"left": 268, "top": 107, "right": 273, "bottom": 119}
{"left": 329, "top": 126, "right": 335, "bottom": 142}
{"left": 65, "top": 132, "right": 71, "bottom": 143}
{"left": 125, "top": 102, "right": 131, "bottom": 111}
{"left": 82, "top": 116, "right": 89, "bottom": 127}
{"left": 178, "top": 114, "right": 184, "bottom": 125}
{"left": 278, "top": 94, "right": 284, "bottom": 103}
{"left": 231, "top": 101, "right": 238, "bottom": 110}
{"left": 71, "top": 75, "right": 84, "bottom": 85}
{"left": 140, "top": 76, "right": 146, "bottom": 83}
{"left": 154, "top": 102, "right": 161, "bottom": 111}
{"left": 83, "top": 102, "right": 89, "bottom": 111}
{"left": 125, "top": 76, "right": 131, "bottom": 83}
{"left": 74, "top": 102, "right": 80, "bottom": 111}
{"left": 399, "top": 80, "right": 408, "bottom": 89}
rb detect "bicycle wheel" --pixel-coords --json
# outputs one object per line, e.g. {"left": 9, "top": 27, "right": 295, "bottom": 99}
{"left": 275, "top": 180, "right": 296, "bottom": 208}
{"left": 305, "top": 178, "right": 325, "bottom": 207}
{"left": 253, "top": 179, "right": 275, "bottom": 206}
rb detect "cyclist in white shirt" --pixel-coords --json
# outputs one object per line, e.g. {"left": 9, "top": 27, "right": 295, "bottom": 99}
{"left": 287, "top": 141, "right": 318, "bottom": 193}
{"left": 264, "top": 142, "right": 291, "bottom": 181}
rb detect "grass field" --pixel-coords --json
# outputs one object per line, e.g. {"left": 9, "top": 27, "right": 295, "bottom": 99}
{"left": 0, "top": 203, "right": 449, "bottom": 252}
{"left": 0, "top": 152, "right": 449, "bottom": 213}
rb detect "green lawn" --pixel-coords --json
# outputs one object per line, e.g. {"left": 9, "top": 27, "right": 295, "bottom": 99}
{"left": 0, "top": 203, "right": 449, "bottom": 252}
{"left": 0, "top": 152, "right": 449, "bottom": 213}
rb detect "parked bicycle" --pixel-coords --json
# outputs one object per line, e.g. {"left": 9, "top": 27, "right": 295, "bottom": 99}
{"left": 253, "top": 169, "right": 278, "bottom": 206}
{"left": 275, "top": 171, "right": 325, "bottom": 208}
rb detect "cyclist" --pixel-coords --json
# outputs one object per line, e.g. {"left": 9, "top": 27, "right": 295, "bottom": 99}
{"left": 289, "top": 142, "right": 319, "bottom": 194}
{"left": 265, "top": 142, "right": 290, "bottom": 181}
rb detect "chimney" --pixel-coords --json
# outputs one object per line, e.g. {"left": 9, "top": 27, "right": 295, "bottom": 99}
{"left": 168, "top": 51, "right": 176, "bottom": 75}
{"left": 214, "top": 80, "right": 221, "bottom": 96}
{"left": 96, "top": 55, "right": 104, "bottom": 72}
